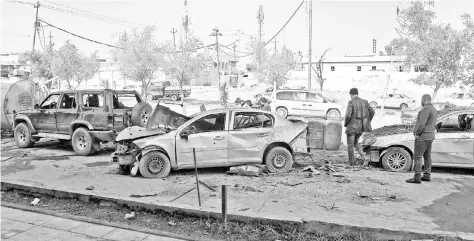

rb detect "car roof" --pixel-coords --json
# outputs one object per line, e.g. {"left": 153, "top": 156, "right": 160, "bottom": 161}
{"left": 49, "top": 89, "right": 138, "bottom": 95}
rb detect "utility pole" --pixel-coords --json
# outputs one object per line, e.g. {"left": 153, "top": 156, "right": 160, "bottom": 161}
{"left": 170, "top": 28, "right": 177, "bottom": 50}
{"left": 31, "top": 1, "right": 40, "bottom": 55}
{"left": 308, "top": 0, "right": 313, "bottom": 90}
{"left": 233, "top": 43, "right": 238, "bottom": 85}
{"left": 210, "top": 28, "right": 222, "bottom": 89}
{"left": 274, "top": 39, "right": 277, "bottom": 55}
{"left": 49, "top": 31, "right": 53, "bottom": 47}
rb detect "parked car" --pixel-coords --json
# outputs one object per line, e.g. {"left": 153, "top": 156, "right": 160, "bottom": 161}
{"left": 401, "top": 102, "right": 456, "bottom": 124}
{"left": 148, "top": 82, "right": 191, "bottom": 101}
{"left": 123, "top": 85, "right": 141, "bottom": 93}
{"left": 269, "top": 89, "right": 342, "bottom": 118}
{"left": 110, "top": 105, "right": 309, "bottom": 178}
{"left": 369, "top": 92, "right": 416, "bottom": 110}
{"left": 440, "top": 92, "right": 474, "bottom": 107}
{"left": 361, "top": 107, "right": 474, "bottom": 172}
{"left": 13, "top": 89, "right": 152, "bottom": 156}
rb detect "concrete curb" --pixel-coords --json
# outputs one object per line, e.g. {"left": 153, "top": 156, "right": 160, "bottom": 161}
{"left": 1, "top": 202, "right": 199, "bottom": 241}
{"left": 2, "top": 181, "right": 472, "bottom": 241}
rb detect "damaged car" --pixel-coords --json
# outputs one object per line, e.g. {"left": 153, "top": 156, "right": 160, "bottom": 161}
{"left": 361, "top": 108, "right": 474, "bottom": 172}
{"left": 111, "top": 105, "right": 309, "bottom": 178}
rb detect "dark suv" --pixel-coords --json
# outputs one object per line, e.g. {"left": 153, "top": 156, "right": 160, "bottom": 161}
{"left": 13, "top": 89, "right": 152, "bottom": 155}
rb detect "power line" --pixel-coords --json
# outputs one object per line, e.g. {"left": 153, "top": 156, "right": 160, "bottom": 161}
{"left": 5, "top": 0, "right": 35, "bottom": 6}
{"left": 43, "top": 0, "right": 145, "bottom": 27}
{"left": 219, "top": 44, "right": 251, "bottom": 55}
{"left": 237, "top": 0, "right": 305, "bottom": 58}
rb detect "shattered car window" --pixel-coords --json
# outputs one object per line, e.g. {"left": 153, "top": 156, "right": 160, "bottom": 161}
{"left": 187, "top": 113, "right": 226, "bottom": 134}
{"left": 114, "top": 93, "right": 139, "bottom": 109}
{"left": 82, "top": 93, "right": 104, "bottom": 108}
{"left": 59, "top": 93, "right": 77, "bottom": 109}
{"left": 233, "top": 112, "right": 273, "bottom": 129}
{"left": 40, "top": 94, "right": 60, "bottom": 109}
{"left": 437, "top": 113, "right": 474, "bottom": 132}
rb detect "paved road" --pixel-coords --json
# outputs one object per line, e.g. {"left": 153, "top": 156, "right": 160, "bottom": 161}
{"left": 1, "top": 207, "right": 184, "bottom": 241}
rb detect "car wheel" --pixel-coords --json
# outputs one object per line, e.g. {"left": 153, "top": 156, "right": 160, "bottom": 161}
{"left": 381, "top": 147, "right": 412, "bottom": 172}
{"left": 400, "top": 103, "right": 408, "bottom": 110}
{"left": 139, "top": 151, "right": 171, "bottom": 178}
{"left": 171, "top": 94, "right": 178, "bottom": 101}
{"left": 14, "top": 122, "right": 34, "bottom": 148}
{"left": 72, "top": 127, "right": 96, "bottom": 156}
{"left": 370, "top": 101, "right": 378, "bottom": 109}
{"left": 131, "top": 102, "right": 153, "bottom": 127}
{"left": 265, "top": 146, "right": 293, "bottom": 173}
{"left": 326, "top": 109, "right": 341, "bottom": 118}
{"left": 276, "top": 107, "right": 288, "bottom": 118}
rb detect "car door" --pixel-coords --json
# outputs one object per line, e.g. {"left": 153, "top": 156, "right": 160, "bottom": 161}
{"left": 175, "top": 111, "right": 229, "bottom": 168}
{"left": 56, "top": 92, "right": 79, "bottom": 134}
{"left": 432, "top": 113, "right": 474, "bottom": 166}
{"left": 305, "top": 92, "right": 327, "bottom": 117}
{"left": 35, "top": 93, "right": 60, "bottom": 132}
{"left": 228, "top": 111, "right": 274, "bottom": 165}
{"left": 112, "top": 92, "right": 140, "bottom": 132}
{"left": 275, "top": 91, "right": 297, "bottom": 115}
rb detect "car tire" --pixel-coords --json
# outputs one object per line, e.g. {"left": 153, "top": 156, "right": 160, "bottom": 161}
{"left": 14, "top": 122, "right": 34, "bottom": 148}
{"left": 72, "top": 127, "right": 96, "bottom": 156}
{"left": 381, "top": 147, "right": 412, "bottom": 172}
{"left": 370, "top": 101, "right": 378, "bottom": 109}
{"left": 264, "top": 146, "right": 293, "bottom": 173}
{"left": 400, "top": 103, "right": 408, "bottom": 110}
{"left": 276, "top": 107, "right": 288, "bottom": 118}
{"left": 171, "top": 94, "right": 178, "bottom": 101}
{"left": 131, "top": 102, "right": 153, "bottom": 127}
{"left": 139, "top": 151, "right": 171, "bottom": 178}
{"left": 326, "top": 109, "right": 341, "bottom": 118}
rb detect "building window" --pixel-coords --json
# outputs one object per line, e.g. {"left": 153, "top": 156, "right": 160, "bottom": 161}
{"left": 330, "top": 66, "right": 335, "bottom": 71}
{"left": 371, "top": 66, "right": 376, "bottom": 71}
{"left": 357, "top": 66, "right": 361, "bottom": 71}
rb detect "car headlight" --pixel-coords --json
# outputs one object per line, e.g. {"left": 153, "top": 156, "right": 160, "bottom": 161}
{"left": 362, "top": 137, "right": 377, "bottom": 146}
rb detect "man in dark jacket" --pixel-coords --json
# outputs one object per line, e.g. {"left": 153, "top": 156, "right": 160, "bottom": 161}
{"left": 406, "top": 94, "right": 437, "bottom": 184}
{"left": 344, "top": 88, "right": 375, "bottom": 167}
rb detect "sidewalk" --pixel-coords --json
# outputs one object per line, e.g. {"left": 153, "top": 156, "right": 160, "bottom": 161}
{"left": 1, "top": 206, "right": 184, "bottom": 241}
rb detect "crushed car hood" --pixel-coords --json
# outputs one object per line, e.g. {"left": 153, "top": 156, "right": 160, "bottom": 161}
{"left": 116, "top": 126, "right": 166, "bottom": 142}
{"left": 364, "top": 124, "right": 414, "bottom": 139}
{"left": 146, "top": 104, "right": 191, "bottom": 132}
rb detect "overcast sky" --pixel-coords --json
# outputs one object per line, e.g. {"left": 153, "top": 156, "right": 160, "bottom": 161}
{"left": 1, "top": 0, "right": 473, "bottom": 60}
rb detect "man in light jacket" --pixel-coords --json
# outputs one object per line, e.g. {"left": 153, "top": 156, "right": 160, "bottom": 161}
{"left": 344, "top": 88, "right": 375, "bottom": 167}
{"left": 406, "top": 94, "right": 437, "bottom": 184}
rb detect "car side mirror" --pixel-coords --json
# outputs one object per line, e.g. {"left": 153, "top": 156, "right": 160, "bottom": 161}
{"left": 180, "top": 130, "right": 189, "bottom": 139}
{"left": 34, "top": 104, "right": 40, "bottom": 109}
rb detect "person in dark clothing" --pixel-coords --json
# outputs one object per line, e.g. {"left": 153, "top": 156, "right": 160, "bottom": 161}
{"left": 344, "top": 88, "right": 375, "bottom": 167}
{"left": 406, "top": 94, "right": 437, "bottom": 184}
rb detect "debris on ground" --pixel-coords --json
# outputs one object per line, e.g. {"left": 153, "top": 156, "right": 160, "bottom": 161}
{"left": 170, "top": 187, "right": 195, "bottom": 202}
{"left": 278, "top": 181, "right": 303, "bottom": 187}
{"left": 356, "top": 191, "right": 369, "bottom": 198}
{"left": 319, "top": 161, "right": 342, "bottom": 174}
{"left": 168, "top": 220, "right": 177, "bottom": 226}
{"left": 30, "top": 198, "right": 40, "bottom": 206}
{"left": 235, "top": 185, "right": 263, "bottom": 193}
{"left": 130, "top": 162, "right": 139, "bottom": 176}
{"left": 302, "top": 165, "right": 321, "bottom": 175}
{"left": 199, "top": 180, "right": 217, "bottom": 192}
{"left": 226, "top": 165, "right": 265, "bottom": 177}
{"left": 125, "top": 212, "right": 136, "bottom": 220}
{"left": 367, "top": 177, "right": 389, "bottom": 185}
{"left": 332, "top": 172, "right": 346, "bottom": 178}
{"left": 239, "top": 208, "right": 249, "bottom": 211}
{"left": 85, "top": 186, "right": 94, "bottom": 190}
{"left": 129, "top": 193, "right": 158, "bottom": 198}
{"left": 336, "top": 178, "right": 350, "bottom": 184}
{"left": 317, "top": 203, "right": 338, "bottom": 210}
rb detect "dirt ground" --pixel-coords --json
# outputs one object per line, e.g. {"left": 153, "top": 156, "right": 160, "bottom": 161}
{"left": 1, "top": 135, "right": 473, "bottom": 239}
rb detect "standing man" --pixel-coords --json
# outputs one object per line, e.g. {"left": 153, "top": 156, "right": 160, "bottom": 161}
{"left": 344, "top": 88, "right": 375, "bottom": 167}
{"left": 406, "top": 94, "right": 437, "bottom": 184}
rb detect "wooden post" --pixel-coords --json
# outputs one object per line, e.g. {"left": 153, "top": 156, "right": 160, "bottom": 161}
{"left": 192, "top": 148, "right": 201, "bottom": 206}
{"left": 221, "top": 185, "right": 227, "bottom": 229}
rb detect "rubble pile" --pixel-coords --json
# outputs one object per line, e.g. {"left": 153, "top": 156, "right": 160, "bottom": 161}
{"left": 364, "top": 124, "right": 414, "bottom": 138}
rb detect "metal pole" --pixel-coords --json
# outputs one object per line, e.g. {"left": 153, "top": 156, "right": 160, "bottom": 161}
{"left": 380, "top": 47, "right": 393, "bottom": 117}
{"left": 213, "top": 28, "right": 221, "bottom": 90}
{"left": 192, "top": 148, "right": 201, "bottom": 206}
{"left": 31, "top": 1, "right": 39, "bottom": 55}
{"left": 221, "top": 185, "right": 227, "bottom": 229}
{"left": 308, "top": 0, "right": 312, "bottom": 90}
{"left": 171, "top": 28, "right": 177, "bottom": 50}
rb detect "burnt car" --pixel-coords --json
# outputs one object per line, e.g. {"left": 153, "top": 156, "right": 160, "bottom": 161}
{"left": 401, "top": 102, "right": 456, "bottom": 124}
{"left": 361, "top": 107, "right": 474, "bottom": 172}
{"left": 13, "top": 89, "right": 152, "bottom": 156}
{"left": 111, "top": 105, "right": 309, "bottom": 178}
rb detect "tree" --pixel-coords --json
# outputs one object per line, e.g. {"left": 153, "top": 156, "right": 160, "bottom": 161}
{"left": 29, "top": 45, "right": 54, "bottom": 82}
{"left": 311, "top": 49, "right": 330, "bottom": 91}
{"left": 247, "top": 36, "right": 269, "bottom": 82}
{"left": 386, "top": 1, "right": 467, "bottom": 98}
{"left": 113, "top": 26, "right": 164, "bottom": 97}
{"left": 163, "top": 32, "right": 208, "bottom": 105}
{"left": 460, "top": 13, "right": 474, "bottom": 87}
{"left": 257, "top": 5, "right": 265, "bottom": 69}
{"left": 258, "top": 45, "right": 297, "bottom": 88}
{"left": 51, "top": 41, "right": 99, "bottom": 90}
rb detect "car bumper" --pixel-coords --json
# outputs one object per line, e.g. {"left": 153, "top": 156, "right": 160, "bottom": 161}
{"left": 90, "top": 130, "right": 116, "bottom": 142}
{"left": 110, "top": 152, "right": 135, "bottom": 165}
